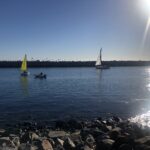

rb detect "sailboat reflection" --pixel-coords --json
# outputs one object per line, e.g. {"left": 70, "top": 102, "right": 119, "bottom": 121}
{"left": 96, "top": 69, "right": 103, "bottom": 80}
{"left": 20, "top": 76, "right": 29, "bottom": 95}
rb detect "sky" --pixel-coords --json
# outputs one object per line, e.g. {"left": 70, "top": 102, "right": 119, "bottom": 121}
{"left": 0, "top": 0, "right": 150, "bottom": 61}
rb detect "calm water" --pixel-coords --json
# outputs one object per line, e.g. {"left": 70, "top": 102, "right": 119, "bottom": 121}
{"left": 0, "top": 67, "right": 150, "bottom": 126}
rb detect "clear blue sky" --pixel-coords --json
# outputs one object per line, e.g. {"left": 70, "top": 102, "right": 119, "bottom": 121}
{"left": 0, "top": 0, "right": 150, "bottom": 61}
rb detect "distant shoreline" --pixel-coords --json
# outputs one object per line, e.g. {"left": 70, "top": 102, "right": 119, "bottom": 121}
{"left": 0, "top": 60, "right": 150, "bottom": 67}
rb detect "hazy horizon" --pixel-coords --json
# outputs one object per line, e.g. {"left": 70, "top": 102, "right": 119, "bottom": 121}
{"left": 0, "top": 0, "right": 150, "bottom": 61}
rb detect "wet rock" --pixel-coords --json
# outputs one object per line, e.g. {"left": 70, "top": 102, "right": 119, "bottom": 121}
{"left": 42, "top": 139, "right": 53, "bottom": 150}
{"left": 64, "top": 137, "right": 75, "bottom": 150}
{"left": 48, "top": 131, "right": 68, "bottom": 138}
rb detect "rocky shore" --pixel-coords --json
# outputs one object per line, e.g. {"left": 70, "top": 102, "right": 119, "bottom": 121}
{"left": 0, "top": 116, "right": 150, "bottom": 150}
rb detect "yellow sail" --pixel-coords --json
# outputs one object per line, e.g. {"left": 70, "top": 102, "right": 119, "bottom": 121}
{"left": 21, "top": 54, "right": 27, "bottom": 72}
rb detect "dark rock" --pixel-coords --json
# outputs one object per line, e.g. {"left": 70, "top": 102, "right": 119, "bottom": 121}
{"left": 56, "top": 138, "right": 64, "bottom": 146}
{"left": 109, "top": 127, "right": 121, "bottom": 140}
{"left": 70, "top": 132, "right": 83, "bottom": 145}
{"left": 64, "top": 137, "right": 76, "bottom": 150}
{"left": 81, "top": 128, "right": 105, "bottom": 139}
{"left": 55, "top": 121, "right": 69, "bottom": 130}
{"left": 85, "top": 134, "right": 95, "bottom": 149}
{"left": 83, "top": 145, "right": 93, "bottom": 150}
{"left": 67, "top": 119, "right": 83, "bottom": 130}
{"left": 118, "top": 144, "right": 133, "bottom": 150}
{"left": 55, "top": 144, "right": 65, "bottom": 150}
{"left": 112, "top": 136, "right": 134, "bottom": 149}
{"left": 135, "top": 144, "right": 150, "bottom": 150}
{"left": 135, "top": 136, "right": 150, "bottom": 145}
{"left": 112, "top": 116, "right": 122, "bottom": 123}
{"left": 0, "top": 137, "right": 15, "bottom": 147}
{"left": 96, "top": 138, "right": 115, "bottom": 150}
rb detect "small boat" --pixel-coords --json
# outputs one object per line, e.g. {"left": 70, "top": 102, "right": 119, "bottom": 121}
{"left": 95, "top": 48, "right": 110, "bottom": 69}
{"left": 34, "top": 73, "right": 47, "bottom": 79}
{"left": 21, "top": 54, "right": 29, "bottom": 76}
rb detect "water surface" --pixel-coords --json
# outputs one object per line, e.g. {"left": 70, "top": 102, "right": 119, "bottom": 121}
{"left": 0, "top": 67, "right": 150, "bottom": 126}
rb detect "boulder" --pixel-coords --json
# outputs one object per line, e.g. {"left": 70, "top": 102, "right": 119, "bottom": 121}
{"left": 118, "top": 144, "right": 133, "bottom": 150}
{"left": 112, "top": 136, "right": 134, "bottom": 149}
{"left": 48, "top": 131, "right": 68, "bottom": 138}
{"left": 42, "top": 139, "right": 53, "bottom": 150}
{"left": 85, "top": 134, "right": 95, "bottom": 148}
{"left": 109, "top": 127, "right": 121, "bottom": 140}
{"left": 63, "top": 137, "right": 75, "bottom": 150}
{"left": 19, "top": 143, "right": 37, "bottom": 150}
{"left": 135, "top": 136, "right": 150, "bottom": 145}
{"left": 96, "top": 139, "right": 115, "bottom": 150}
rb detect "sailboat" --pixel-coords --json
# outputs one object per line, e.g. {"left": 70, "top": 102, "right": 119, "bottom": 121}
{"left": 95, "top": 48, "right": 110, "bottom": 69}
{"left": 21, "top": 54, "right": 28, "bottom": 76}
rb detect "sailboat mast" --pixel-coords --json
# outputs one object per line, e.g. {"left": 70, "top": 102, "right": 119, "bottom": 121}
{"left": 100, "top": 48, "right": 102, "bottom": 62}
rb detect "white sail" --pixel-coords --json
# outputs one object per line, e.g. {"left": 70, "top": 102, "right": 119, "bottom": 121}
{"left": 95, "top": 48, "right": 102, "bottom": 66}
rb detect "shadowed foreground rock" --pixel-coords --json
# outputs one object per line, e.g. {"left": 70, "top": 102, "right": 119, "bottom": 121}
{"left": 0, "top": 117, "right": 149, "bottom": 150}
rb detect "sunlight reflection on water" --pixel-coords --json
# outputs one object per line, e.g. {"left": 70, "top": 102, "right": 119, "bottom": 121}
{"left": 130, "top": 111, "right": 150, "bottom": 127}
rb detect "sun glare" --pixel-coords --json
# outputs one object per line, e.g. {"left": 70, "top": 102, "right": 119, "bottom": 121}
{"left": 143, "top": 0, "right": 150, "bottom": 16}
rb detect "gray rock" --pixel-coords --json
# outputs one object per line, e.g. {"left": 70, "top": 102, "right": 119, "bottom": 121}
{"left": 70, "top": 132, "right": 83, "bottom": 145}
{"left": 19, "top": 143, "right": 37, "bottom": 150}
{"left": 0, "top": 137, "right": 15, "bottom": 147}
{"left": 12, "top": 137, "right": 20, "bottom": 147}
{"left": 56, "top": 138, "right": 64, "bottom": 146}
{"left": 29, "top": 132, "right": 39, "bottom": 141}
{"left": 85, "top": 134, "right": 95, "bottom": 149}
{"left": 48, "top": 131, "right": 68, "bottom": 138}
{"left": 0, "top": 146, "right": 17, "bottom": 150}
{"left": 135, "top": 136, "right": 150, "bottom": 145}
{"left": 0, "top": 129, "right": 5, "bottom": 134}
{"left": 83, "top": 145, "right": 93, "bottom": 150}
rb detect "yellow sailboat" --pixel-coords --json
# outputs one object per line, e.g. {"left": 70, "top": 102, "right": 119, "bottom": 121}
{"left": 21, "top": 54, "right": 28, "bottom": 76}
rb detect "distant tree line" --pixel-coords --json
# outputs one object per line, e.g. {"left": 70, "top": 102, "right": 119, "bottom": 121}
{"left": 0, "top": 60, "right": 150, "bottom": 68}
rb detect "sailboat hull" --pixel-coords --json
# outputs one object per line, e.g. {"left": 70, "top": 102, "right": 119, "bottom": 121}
{"left": 21, "top": 71, "right": 28, "bottom": 76}
{"left": 96, "top": 65, "right": 110, "bottom": 69}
